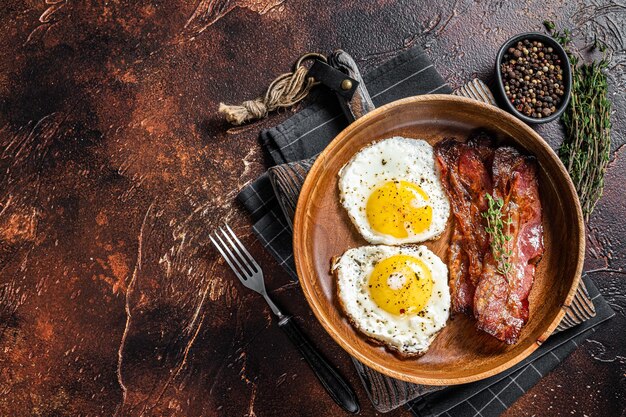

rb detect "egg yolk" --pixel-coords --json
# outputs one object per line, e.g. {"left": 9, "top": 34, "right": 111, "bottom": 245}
{"left": 366, "top": 181, "right": 432, "bottom": 238}
{"left": 368, "top": 255, "right": 433, "bottom": 316}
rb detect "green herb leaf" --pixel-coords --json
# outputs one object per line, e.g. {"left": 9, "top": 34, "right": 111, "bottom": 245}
{"left": 482, "top": 193, "right": 513, "bottom": 279}
{"left": 547, "top": 24, "right": 612, "bottom": 220}
{"left": 543, "top": 20, "right": 556, "bottom": 32}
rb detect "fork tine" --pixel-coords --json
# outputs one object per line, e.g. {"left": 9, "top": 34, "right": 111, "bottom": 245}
{"left": 224, "top": 224, "right": 260, "bottom": 271}
{"left": 210, "top": 233, "right": 249, "bottom": 282}
{"left": 218, "top": 226, "right": 258, "bottom": 275}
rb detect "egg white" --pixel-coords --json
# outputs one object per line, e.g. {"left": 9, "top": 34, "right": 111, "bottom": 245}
{"left": 338, "top": 137, "right": 450, "bottom": 245}
{"left": 332, "top": 245, "right": 450, "bottom": 356}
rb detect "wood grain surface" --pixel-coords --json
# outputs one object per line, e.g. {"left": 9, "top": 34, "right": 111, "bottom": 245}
{"left": 293, "top": 95, "right": 583, "bottom": 385}
{"left": 0, "top": 1, "right": 624, "bottom": 416}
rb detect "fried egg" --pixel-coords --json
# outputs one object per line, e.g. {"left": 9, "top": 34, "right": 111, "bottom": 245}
{"left": 338, "top": 137, "right": 450, "bottom": 245}
{"left": 332, "top": 245, "right": 450, "bottom": 356}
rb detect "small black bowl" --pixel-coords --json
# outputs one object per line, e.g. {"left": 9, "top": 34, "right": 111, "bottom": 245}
{"left": 494, "top": 32, "right": 572, "bottom": 124}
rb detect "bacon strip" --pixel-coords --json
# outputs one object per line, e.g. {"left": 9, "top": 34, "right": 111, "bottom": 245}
{"left": 473, "top": 147, "right": 544, "bottom": 344}
{"left": 447, "top": 226, "right": 473, "bottom": 312}
{"left": 435, "top": 133, "right": 494, "bottom": 313}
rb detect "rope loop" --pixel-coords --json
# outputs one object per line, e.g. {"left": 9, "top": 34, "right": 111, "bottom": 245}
{"left": 218, "top": 53, "right": 326, "bottom": 125}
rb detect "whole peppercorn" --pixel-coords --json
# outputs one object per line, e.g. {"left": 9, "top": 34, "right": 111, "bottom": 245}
{"left": 501, "top": 39, "right": 565, "bottom": 119}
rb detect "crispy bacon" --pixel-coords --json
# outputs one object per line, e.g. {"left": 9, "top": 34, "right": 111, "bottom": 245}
{"left": 447, "top": 226, "right": 473, "bottom": 312}
{"left": 435, "top": 133, "right": 494, "bottom": 313}
{"left": 473, "top": 147, "right": 544, "bottom": 344}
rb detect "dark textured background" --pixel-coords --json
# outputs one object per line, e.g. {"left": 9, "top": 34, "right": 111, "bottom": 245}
{"left": 0, "top": 1, "right": 624, "bottom": 416}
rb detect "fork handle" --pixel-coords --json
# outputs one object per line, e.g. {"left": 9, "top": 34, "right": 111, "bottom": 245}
{"left": 278, "top": 315, "right": 360, "bottom": 414}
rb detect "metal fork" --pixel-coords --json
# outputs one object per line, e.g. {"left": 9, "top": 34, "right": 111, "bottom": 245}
{"left": 210, "top": 224, "right": 359, "bottom": 414}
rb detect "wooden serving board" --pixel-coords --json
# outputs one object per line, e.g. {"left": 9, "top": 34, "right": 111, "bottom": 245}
{"left": 292, "top": 94, "right": 584, "bottom": 386}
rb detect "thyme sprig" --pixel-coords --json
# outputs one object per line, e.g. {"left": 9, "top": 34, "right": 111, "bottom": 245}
{"left": 482, "top": 193, "right": 513, "bottom": 278}
{"left": 543, "top": 20, "right": 612, "bottom": 220}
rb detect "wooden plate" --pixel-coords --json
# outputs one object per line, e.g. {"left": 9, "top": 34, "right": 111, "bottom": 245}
{"left": 293, "top": 95, "right": 584, "bottom": 385}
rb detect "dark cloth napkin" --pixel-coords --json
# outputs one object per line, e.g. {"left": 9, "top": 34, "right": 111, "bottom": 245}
{"left": 236, "top": 46, "right": 614, "bottom": 415}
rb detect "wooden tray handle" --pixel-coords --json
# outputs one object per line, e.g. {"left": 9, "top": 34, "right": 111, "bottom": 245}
{"left": 328, "top": 50, "right": 376, "bottom": 122}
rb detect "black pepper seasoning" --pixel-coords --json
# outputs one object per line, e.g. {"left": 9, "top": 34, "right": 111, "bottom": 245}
{"left": 501, "top": 39, "right": 565, "bottom": 118}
